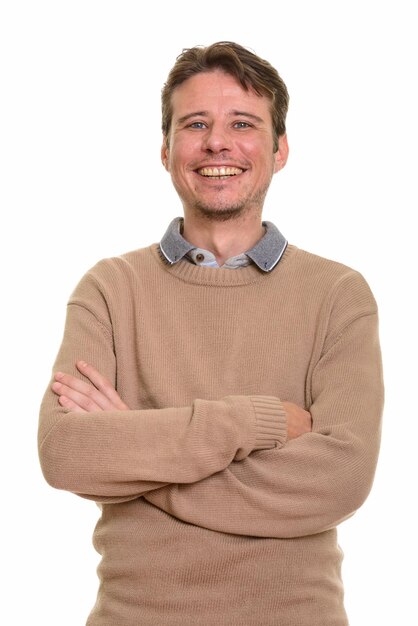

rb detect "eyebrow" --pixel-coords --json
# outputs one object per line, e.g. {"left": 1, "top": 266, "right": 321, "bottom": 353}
{"left": 230, "top": 111, "right": 265, "bottom": 124}
{"left": 175, "top": 111, "right": 208, "bottom": 126}
{"left": 175, "top": 110, "right": 266, "bottom": 126}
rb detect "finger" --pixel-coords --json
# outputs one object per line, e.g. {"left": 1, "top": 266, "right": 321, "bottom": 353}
{"left": 52, "top": 380, "right": 103, "bottom": 412}
{"left": 58, "top": 394, "right": 87, "bottom": 414}
{"left": 76, "top": 361, "right": 129, "bottom": 410}
{"left": 54, "top": 371, "right": 96, "bottom": 394}
{"left": 54, "top": 371, "right": 113, "bottom": 411}
{"left": 52, "top": 372, "right": 109, "bottom": 411}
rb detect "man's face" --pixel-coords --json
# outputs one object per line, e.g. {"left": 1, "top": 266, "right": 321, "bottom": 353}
{"left": 161, "top": 70, "right": 288, "bottom": 221}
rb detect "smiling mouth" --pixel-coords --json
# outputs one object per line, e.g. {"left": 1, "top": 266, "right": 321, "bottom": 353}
{"left": 196, "top": 166, "right": 244, "bottom": 179}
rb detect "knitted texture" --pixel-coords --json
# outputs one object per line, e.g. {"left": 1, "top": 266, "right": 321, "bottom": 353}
{"left": 39, "top": 243, "right": 383, "bottom": 625}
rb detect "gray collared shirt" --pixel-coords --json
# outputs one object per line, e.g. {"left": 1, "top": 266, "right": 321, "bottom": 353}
{"left": 159, "top": 217, "right": 287, "bottom": 272}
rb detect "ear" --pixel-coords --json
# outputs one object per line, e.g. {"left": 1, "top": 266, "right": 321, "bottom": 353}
{"left": 161, "top": 136, "right": 170, "bottom": 171}
{"left": 273, "top": 134, "right": 289, "bottom": 173}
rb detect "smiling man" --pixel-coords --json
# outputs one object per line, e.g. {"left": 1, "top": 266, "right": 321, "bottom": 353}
{"left": 38, "top": 42, "right": 384, "bottom": 625}
{"left": 163, "top": 70, "right": 287, "bottom": 223}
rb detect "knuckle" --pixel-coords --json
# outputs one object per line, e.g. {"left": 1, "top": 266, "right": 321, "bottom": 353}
{"left": 85, "top": 385, "right": 95, "bottom": 398}
{"left": 84, "top": 397, "right": 96, "bottom": 411}
{"left": 102, "top": 381, "right": 112, "bottom": 395}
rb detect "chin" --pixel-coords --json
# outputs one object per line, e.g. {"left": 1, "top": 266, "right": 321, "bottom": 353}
{"left": 194, "top": 202, "right": 248, "bottom": 222}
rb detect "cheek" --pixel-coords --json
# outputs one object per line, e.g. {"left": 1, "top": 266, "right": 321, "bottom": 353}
{"left": 170, "top": 140, "right": 202, "bottom": 175}
{"left": 166, "top": 145, "right": 186, "bottom": 174}
{"left": 239, "top": 138, "right": 273, "bottom": 161}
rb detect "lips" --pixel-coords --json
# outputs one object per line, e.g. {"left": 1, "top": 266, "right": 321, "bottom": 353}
{"left": 197, "top": 166, "right": 244, "bottom": 178}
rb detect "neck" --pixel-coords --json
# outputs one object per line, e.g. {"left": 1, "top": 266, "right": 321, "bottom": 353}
{"left": 182, "top": 212, "right": 265, "bottom": 266}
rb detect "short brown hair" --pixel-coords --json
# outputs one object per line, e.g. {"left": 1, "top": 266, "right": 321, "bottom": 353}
{"left": 161, "top": 41, "right": 289, "bottom": 152}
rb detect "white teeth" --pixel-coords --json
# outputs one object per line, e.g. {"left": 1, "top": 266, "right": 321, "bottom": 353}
{"left": 198, "top": 166, "right": 243, "bottom": 177}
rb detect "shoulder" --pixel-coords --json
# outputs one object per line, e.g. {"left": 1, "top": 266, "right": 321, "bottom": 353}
{"left": 84, "top": 244, "right": 158, "bottom": 283}
{"left": 95, "top": 244, "right": 158, "bottom": 278}
{"left": 288, "top": 244, "right": 374, "bottom": 291}
{"left": 68, "top": 244, "right": 159, "bottom": 303}
{"left": 284, "top": 245, "right": 378, "bottom": 317}
{"left": 280, "top": 246, "right": 379, "bottom": 355}
{"left": 287, "top": 245, "right": 361, "bottom": 280}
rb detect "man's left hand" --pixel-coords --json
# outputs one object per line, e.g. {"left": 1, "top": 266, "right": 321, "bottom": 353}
{"left": 51, "top": 361, "right": 129, "bottom": 413}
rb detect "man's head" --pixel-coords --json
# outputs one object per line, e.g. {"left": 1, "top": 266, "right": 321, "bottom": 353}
{"left": 161, "top": 43, "right": 290, "bottom": 223}
{"left": 162, "top": 41, "right": 289, "bottom": 153}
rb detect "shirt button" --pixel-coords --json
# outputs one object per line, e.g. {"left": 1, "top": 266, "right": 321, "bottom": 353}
{"left": 196, "top": 253, "right": 205, "bottom": 262}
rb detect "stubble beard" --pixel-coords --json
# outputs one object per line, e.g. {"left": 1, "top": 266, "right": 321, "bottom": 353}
{"left": 192, "top": 183, "right": 270, "bottom": 223}
{"left": 193, "top": 200, "right": 248, "bottom": 222}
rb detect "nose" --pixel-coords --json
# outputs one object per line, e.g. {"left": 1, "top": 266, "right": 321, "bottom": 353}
{"left": 202, "top": 124, "right": 232, "bottom": 153}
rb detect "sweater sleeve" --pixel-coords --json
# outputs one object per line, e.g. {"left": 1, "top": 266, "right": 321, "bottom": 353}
{"left": 144, "top": 280, "right": 384, "bottom": 538}
{"left": 38, "top": 297, "right": 287, "bottom": 504}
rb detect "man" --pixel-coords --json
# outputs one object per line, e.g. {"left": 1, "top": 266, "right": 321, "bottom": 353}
{"left": 38, "top": 42, "right": 383, "bottom": 625}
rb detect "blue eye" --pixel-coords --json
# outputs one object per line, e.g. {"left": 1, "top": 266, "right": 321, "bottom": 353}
{"left": 234, "top": 121, "right": 251, "bottom": 129}
{"left": 189, "top": 122, "right": 207, "bottom": 129}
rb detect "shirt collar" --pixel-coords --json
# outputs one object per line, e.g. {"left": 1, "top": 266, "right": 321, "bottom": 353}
{"left": 159, "top": 217, "right": 287, "bottom": 273}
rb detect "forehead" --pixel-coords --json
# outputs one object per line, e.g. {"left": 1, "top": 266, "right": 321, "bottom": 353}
{"left": 171, "top": 70, "right": 272, "bottom": 121}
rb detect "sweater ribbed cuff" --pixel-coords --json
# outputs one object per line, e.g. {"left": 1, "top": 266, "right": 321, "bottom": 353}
{"left": 249, "top": 396, "right": 288, "bottom": 451}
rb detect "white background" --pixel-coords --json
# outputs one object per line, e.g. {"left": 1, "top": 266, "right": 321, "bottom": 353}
{"left": 1, "top": 1, "right": 416, "bottom": 624}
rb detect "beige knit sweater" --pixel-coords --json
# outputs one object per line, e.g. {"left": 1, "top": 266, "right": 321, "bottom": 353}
{"left": 39, "top": 243, "right": 383, "bottom": 625}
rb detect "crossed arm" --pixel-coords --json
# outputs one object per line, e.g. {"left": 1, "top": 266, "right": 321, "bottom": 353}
{"left": 51, "top": 360, "right": 311, "bottom": 441}
{"left": 48, "top": 362, "right": 318, "bottom": 537}
{"left": 45, "top": 309, "right": 382, "bottom": 538}
{"left": 40, "top": 266, "right": 383, "bottom": 538}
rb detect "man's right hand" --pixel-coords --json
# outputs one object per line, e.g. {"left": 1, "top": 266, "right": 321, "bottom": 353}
{"left": 282, "top": 401, "right": 312, "bottom": 440}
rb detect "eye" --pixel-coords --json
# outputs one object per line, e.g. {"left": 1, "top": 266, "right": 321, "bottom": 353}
{"left": 234, "top": 121, "right": 251, "bottom": 129}
{"left": 188, "top": 121, "right": 207, "bottom": 129}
